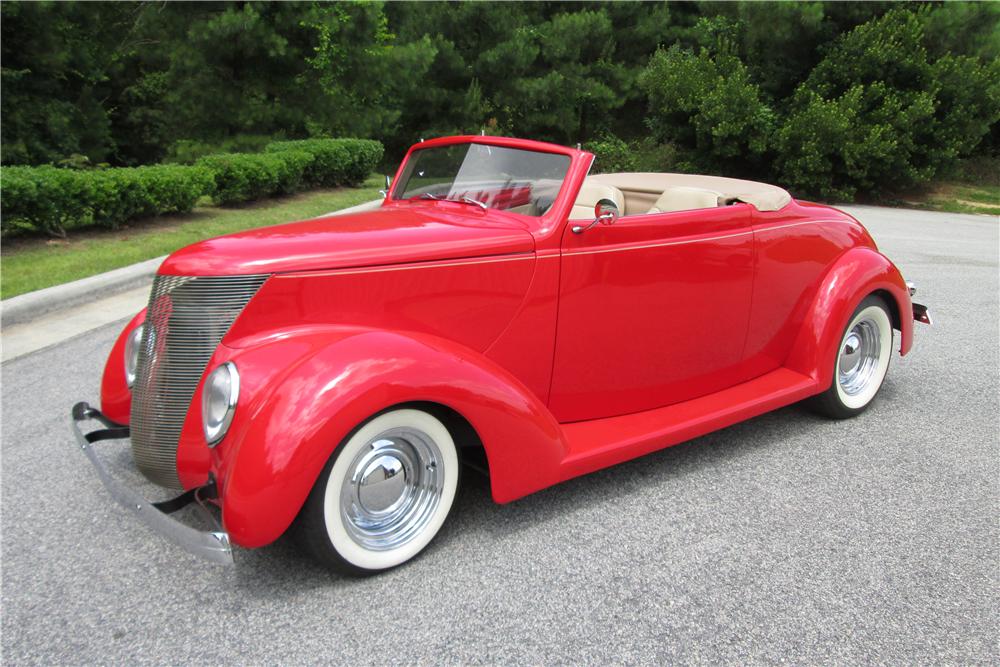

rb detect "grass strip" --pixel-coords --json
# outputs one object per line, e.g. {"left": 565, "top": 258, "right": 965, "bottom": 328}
{"left": 1, "top": 178, "right": 382, "bottom": 299}
{"left": 897, "top": 182, "right": 1000, "bottom": 216}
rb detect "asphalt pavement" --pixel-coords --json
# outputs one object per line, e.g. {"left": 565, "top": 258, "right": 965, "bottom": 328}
{"left": 2, "top": 205, "right": 997, "bottom": 664}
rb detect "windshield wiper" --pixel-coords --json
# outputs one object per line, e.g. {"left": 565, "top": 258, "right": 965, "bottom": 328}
{"left": 417, "top": 192, "right": 487, "bottom": 210}
{"left": 458, "top": 195, "right": 488, "bottom": 210}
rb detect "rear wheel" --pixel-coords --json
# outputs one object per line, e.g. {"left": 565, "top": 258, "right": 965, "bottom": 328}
{"left": 809, "top": 295, "right": 893, "bottom": 419}
{"left": 293, "top": 408, "right": 459, "bottom": 576}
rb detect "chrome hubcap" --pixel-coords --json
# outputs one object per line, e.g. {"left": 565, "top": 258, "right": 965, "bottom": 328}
{"left": 340, "top": 428, "right": 444, "bottom": 551}
{"left": 358, "top": 455, "right": 406, "bottom": 513}
{"left": 838, "top": 319, "right": 881, "bottom": 396}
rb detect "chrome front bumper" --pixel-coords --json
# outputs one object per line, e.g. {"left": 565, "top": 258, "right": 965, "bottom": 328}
{"left": 70, "top": 402, "right": 234, "bottom": 565}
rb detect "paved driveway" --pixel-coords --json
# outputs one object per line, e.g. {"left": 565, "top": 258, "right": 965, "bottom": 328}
{"left": 2, "top": 206, "right": 997, "bottom": 664}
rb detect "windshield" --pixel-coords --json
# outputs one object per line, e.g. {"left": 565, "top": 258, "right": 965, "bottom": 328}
{"left": 393, "top": 143, "right": 571, "bottom": 217}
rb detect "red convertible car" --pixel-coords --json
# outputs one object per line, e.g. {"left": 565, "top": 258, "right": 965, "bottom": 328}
{"left": 72, "top": 135, "right": 930, "bottom": 574}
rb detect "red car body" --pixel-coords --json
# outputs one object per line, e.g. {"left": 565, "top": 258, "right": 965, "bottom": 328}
{"left": 96, "top": 135, "right": 918, "bottom": 552}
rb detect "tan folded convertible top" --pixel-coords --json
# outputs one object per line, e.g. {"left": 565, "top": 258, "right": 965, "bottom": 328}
{"left": 587, "top": 172, "right": 792, "bottom": 212}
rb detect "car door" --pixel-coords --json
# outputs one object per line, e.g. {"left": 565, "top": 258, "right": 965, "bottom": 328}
{"left": 548, "top": 204, "right": 756, "bottom": 423}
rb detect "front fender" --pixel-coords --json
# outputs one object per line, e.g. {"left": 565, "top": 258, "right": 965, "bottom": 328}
{"left": 785, "top": 247, "right": 913, "bottom": 389}
{"left": 100, "top": 309, "right": 146, "bottom": 425}
{"left": 214, "top": 326, "right": 566, "bottom": 549}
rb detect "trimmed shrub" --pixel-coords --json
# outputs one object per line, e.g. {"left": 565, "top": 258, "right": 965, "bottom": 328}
{"left": 1, "top": 164, "right": 213, "bottom": 237}
{"left": 265, "top": 138, "right": 383, "bottom": 187}
{"left": 1, "top": 138, "right": 385, "bottom": 235}
{"left": 195, "top": 150, "right": 313, "bottom": 205}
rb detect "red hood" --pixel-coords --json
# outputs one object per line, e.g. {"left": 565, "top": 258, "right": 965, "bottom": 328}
{"left": 158, "top": 204, "right": 535, "bottom": 276}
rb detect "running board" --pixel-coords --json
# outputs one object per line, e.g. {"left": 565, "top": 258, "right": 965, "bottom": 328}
{"left": 558, "top": 368, "right": 819, "bottom": 481}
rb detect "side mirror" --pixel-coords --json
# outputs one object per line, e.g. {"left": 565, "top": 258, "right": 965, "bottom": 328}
{"left": 594, "top": 198, "right": 620, "bottom": 225}
{"left": 572, "top": 198, "right": 620, "bottom": 234}
{"left": 380, "top": 175, "right": 392, "bottom": 199}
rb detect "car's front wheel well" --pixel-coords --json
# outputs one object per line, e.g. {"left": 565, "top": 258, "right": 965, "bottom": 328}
{"left": 401, "top": 401, "right": 490, "bottom": 477}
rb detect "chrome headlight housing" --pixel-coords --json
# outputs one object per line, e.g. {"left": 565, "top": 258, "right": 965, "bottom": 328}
{"left": 124, "top": 324, "right": 144, "bottom": 389}
{"left": 202, "top": 362, "right": 240, "bottom": 446}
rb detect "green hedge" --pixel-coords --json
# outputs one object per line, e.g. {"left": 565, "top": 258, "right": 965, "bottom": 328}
{"left": 197, "top": 138, "right": 383, "bottom": 204}
{"left": 265, "top": 138, "right": 383, "bottom": 187}
{"left": 195, "top": 151, "right": 314, "bottom": 205}
{"left": 1, "top": 137, "right": 385, "bottom": 236}
{"left": 1, "top": 164, "right": 213, "bottom": 237}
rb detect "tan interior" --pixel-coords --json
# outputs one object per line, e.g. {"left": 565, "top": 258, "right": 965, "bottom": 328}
{"left": 648, "top": 186, "right": 723, "bottom": 214}
{"left": 579, "top": 172, "right": 792, "bottom": 216}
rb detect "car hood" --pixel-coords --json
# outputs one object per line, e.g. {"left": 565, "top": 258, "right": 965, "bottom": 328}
{"left": 157, "top": 204, "right": 535, "bottom": 276}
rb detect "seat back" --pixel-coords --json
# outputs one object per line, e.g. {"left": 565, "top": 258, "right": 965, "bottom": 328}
{"left": 571, "top": 181, "right": 625, "bottom": 219}
{"left": 648, "top": 186, "right": 722, "bottom": 214}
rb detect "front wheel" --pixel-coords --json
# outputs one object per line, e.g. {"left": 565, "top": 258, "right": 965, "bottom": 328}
{"left": 808, "top": 295, "right": 894, "bottom": 419}
{"left": 293, "top": 408, "right": 459, "bottom": 575}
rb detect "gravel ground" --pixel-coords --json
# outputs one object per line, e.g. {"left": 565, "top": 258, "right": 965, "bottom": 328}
{"left": 2, "top": 205, "right": 997, "bottom": 665}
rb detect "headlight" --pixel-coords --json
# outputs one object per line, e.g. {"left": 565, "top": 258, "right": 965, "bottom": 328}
{"left": 124, "top": 324, "right": 144, "bottom": 388}
{"left": 202, "top": 362, "right": 240, "bottom": 446}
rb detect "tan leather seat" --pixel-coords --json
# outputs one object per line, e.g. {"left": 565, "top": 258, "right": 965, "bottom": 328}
{"left": 648, "top": 186, "right": 722, "bottom": 214}
{"left": 571, "top": 181, "right": 625, "bottom": 219}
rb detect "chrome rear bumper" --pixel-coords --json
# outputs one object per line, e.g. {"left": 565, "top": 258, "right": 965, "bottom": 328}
{"left": 907, "top": 281, "right": 932, "bottom": 325}
{"left": 71, "top": 402, "right": 234, "bottom": 565}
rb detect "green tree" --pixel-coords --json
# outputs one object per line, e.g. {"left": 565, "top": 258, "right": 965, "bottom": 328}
{"left": 1, "top": 0, "right": 997, "bottom": 202}
{"left": 0, "top": 1, "right": 135, "bottom": 164}
{"left": 639, "top": 41, "right": 775, "bottom": 176}
{"left": 386, "top": 3, "right": 641, "bottom": 147}
{"left": 301, "top": 2, "right": 437, "bottom": 140}
{"left": 777, "top": 8, "right": 1000, "bottom": 198}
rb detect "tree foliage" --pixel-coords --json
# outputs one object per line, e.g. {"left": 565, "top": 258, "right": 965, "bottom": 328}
{"left": 639, "top": 42, "right": 775, "bottom": 176}
{"left": 1, "top": 1, "right": 997, "bottom": 200}
{"left": 0, "top": 2, "right": 135, "bottom": 165}
{"left": 776, "top": 8, "right": 1000, "bottom": 198}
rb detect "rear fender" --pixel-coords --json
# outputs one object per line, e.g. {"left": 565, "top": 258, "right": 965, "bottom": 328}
{"left": 216, "top": 326, "right": 566, "bottom": 548}
{"left": 786, "top": 247, "right": 913, "bottom": 389}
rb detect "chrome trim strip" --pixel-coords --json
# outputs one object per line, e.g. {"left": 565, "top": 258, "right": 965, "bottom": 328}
{"left": 563, "top": 230, "right": 753, "bottom": 257}
{"left": 561, "top": 218, "right": 863, "bottom": 258}
{"left": 71, "top": 403, "right": 233, "bottom": 566}
{"left": 751, "top": 218, "right": 863, "bottom": 234}
{"left": 287, "top": 253, "right": 536, "bottom": 279}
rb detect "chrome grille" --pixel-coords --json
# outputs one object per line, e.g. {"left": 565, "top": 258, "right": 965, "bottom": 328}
{"left": 130, "top": 273, "right": 269, "bottom": 487}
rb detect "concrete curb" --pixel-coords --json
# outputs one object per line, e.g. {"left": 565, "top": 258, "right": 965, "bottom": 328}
{"left": 0, "top": 198, "right": 384, "bottom": 331}
{"left": 1, "top": 255, "right": 164, "bottom": 328}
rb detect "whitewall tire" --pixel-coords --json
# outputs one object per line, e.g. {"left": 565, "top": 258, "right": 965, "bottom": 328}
{"left": 809, "top": 295, "right": 894, "bottom": 419}
{"left": 294, "top": 408, "right": 459, "bottom": 575}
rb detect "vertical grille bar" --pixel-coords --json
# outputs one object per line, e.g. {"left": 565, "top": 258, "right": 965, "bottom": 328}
{"left": 130, "top": 274, "right": 269, "bottom": 488}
